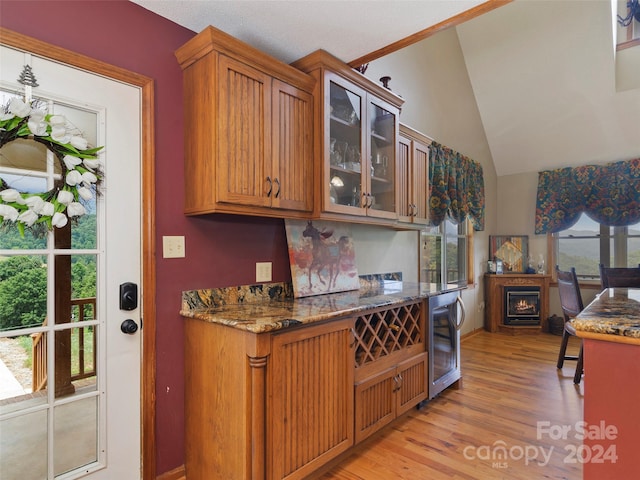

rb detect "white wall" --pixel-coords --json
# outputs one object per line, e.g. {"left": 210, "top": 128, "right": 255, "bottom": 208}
{"left": 352, "top": 226, "right": 419, "bottom": 282}
{"left": 361, "top": 27, "right": 499, "bottom": 335}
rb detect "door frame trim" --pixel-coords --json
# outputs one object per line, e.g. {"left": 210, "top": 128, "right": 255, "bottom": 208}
{"left": 0, "top": 27, "right": 157, "bottom": 480}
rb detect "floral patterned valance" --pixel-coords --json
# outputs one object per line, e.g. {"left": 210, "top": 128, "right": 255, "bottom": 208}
{"left": 535, "top": 158, "right": 640, "bottom": 234}
{"left": 429, "top": 142, "right": 485, "bottom": 231}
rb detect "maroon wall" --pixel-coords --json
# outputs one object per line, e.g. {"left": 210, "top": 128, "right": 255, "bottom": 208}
{"left": 1, "top": 1, "right": 291, "bottom": 475}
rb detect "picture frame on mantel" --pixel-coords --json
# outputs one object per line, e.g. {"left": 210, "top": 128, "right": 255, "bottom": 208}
{"left": 489, "top": 235, "right": 529, "bottom": 273}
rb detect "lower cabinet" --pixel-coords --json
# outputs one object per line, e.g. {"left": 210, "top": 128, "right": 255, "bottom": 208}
{"left": 269, "top": 319, "right": 355, "bottom": 480}
{"left": 183, "top": 300, "right": 428, "bottom": 480}
{"left": 355, "top": 352, "right": 428, "bottom": 443}
{"left": 352, "top": 300, "right": 429, "bottom": 443}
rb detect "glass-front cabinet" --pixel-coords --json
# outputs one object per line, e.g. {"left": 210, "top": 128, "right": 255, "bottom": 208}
{"left": 326, "top": 73, "right": 399, "bottom": 220}
{"left": 293, "top": 50, "right": 404, "bottom": 223}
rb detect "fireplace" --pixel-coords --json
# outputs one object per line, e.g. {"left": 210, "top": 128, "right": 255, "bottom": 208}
{"left": 504, "top": 286, "right": 541, "bottom": 326}
{"left": 485, "top": 274, "right": 550, "bottom": 334}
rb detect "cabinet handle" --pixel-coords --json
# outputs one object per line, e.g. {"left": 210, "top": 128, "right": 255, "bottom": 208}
{"left": 366, "top": 193, "right": 373, "bottom": 208}
{"left": 397, "top": 373, "right": 403, "bottom": 390}
{"left": 387, "top": 322, "right": 400, "bottom": 332}
{"left": 412, "top": 204, "right": 417, "bottom": 216}
{"left": 392, "top": 374, "right": 400, "bottom": 392}
{"left": 274, "top": 178, "right": 281, "bottom": 198}
{"left": 455, "top": 296, "right": 466, "bottom": 331}
{"left": 266, "top": 176, "right": 273, "bottom": 197}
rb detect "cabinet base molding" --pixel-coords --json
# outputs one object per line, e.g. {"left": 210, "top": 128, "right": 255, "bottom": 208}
{"left": 157, "top": 465, "right": 185, "bottom": 480}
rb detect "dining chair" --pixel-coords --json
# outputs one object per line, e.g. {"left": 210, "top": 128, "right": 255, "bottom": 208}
{"left": 599, "top": 264, "right": 640, "bottom": 289}
{"left": 555, "top": 266, "right": 584, "bottom": 384}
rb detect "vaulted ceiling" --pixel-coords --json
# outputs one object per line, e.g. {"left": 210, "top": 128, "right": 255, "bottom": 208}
{"left": 132, "top": 0, "right": 639, "bottom": 176}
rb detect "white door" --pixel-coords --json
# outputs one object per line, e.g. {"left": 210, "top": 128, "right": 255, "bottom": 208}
{"left": 0, "top": 45, "right": 141, "bottom": 479}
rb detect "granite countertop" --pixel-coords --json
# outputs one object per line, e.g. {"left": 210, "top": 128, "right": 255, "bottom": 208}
{"left": 180, "top": 274, "right": 464, "bottom": 333}
{"left": 573, "top": 288, "right": 640, "bottom": 344}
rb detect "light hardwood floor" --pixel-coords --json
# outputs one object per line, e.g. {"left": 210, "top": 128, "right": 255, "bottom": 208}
{"left": 320, "top": 331, "right": 584, "bottom": 480}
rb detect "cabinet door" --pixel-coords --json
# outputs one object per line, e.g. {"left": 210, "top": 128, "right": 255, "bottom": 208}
{"left": 271, "top": 79, "right": 313, "bottom": 211}
{"left": 366, "top": 96, "right": 398, "bottom": 220}
{"left": 354, "top": 366, "right": 397, "bottom": 443}
{"left": 397, "top": 134, "right": 412, "bottom": 223}
{"left": 268, "top": 319, "right": 354, "bottom": 480}
{"left": 411, "top": 139, "right": 430, "bottom": 225}
{"left": 325, "top": 73, "right": 367, "bottom": 214}
{"left": 218, "top": 54, "right": 272, "bottom": 207}
{"left": 396, "top": 352, "right": 429, "bottom": 416}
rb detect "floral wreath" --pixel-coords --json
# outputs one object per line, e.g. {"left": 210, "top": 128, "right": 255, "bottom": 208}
{"left": 0, "top": 97, "right": 103, "bottom": 236}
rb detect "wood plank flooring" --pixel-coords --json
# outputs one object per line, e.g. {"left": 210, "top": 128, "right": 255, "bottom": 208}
{"left": 320, "top": 331, "right": 583, "bottom": 480}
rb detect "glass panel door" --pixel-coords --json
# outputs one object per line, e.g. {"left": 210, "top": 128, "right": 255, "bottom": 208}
{"left": 368, "top": 101, "right": 396, "bottom": 214}
{"left": 328, "top": 79, "right": 363, "bottom": 210}
{"left": 0, "top": 90, "right": 101, "bottom": 479}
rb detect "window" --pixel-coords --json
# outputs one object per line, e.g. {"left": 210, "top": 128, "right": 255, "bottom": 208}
{"left": 554, "top": 213, "right": 640, "bottom": 280}
{"left": 616, "top": 0, "right": 640, "bottom": 49}
{"left": 421, "top": 217, "right": 471, "bottom": 286}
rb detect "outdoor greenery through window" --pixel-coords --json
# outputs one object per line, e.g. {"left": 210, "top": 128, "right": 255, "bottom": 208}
{"left": 555, "top": 213, "right": 640, "bottom": 280}
{"left": 421, "top": 217, "right": 469, "bottom": 286}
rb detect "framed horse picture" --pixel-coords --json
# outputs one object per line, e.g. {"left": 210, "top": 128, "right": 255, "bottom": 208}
{"left": 284, "top": 219, "right": 360, "bottom": 298}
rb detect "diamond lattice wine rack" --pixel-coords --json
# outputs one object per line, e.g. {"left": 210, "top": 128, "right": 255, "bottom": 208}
{"left": 353, "top": 301, "right": 424, "bottom": 368}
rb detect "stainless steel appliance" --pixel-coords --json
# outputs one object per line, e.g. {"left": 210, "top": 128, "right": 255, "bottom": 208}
{"left": 428, "top": 290, "right": 465, "bottom": 398}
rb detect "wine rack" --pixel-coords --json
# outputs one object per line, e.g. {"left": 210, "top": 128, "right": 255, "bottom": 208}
{"left": 353, "top": 301, "right": 423, "bottom": 368}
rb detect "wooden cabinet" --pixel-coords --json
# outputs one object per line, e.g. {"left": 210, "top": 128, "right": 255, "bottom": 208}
{"left": 183, "top": 299, "right": 430, "bottom": 479}
{"left": 398, "top": 124, "right": 431, "bottom": 225}
{"left": 292, "top": 50, "right": 404, "bottom": 225}
{"left": 269, "top": 320, "right": 354, "bottom": 480}
{"left": 184, "top": 316, "right": 353, "bottom": 480}
{"left": 351, "top": 301, "right": 428, "bottom": 442}
{"left": 176, "top": 26, "right": 315, "bottom": 217}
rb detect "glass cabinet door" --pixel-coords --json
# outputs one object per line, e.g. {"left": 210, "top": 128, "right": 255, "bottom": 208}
{"left": 368, "top": 100, "right": 396, "bottom": 216}
{"left": 328, "top": 79, "right": 364, "bottom": 209}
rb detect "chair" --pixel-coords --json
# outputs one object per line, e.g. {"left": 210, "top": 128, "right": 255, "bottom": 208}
{"left": 555, "top": 266, "right": 584, "bottom": 384}
{"left": 599, "top": 264, "right": 640, "bottom": 289}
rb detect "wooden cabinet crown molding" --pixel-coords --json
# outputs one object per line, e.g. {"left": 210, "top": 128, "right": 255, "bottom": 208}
{"left": 291, "top": 49, "right": 404, "bottom": 110}
{"left": 176, "top": 25, "right": 315, "bottom": 92}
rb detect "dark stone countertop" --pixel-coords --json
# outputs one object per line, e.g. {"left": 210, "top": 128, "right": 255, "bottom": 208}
{"left": 180, "top": 274, "right": 464, "bottom": 333}
{"left": 573, "top": 288, "right": 640, "bottom": 344}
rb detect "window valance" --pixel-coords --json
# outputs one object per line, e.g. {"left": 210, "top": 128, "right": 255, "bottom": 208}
{"left": 535, "top": 158, "right": 640, "bottom": 234}
{"left": 429, "top": 141, "right": 485, "bottom": 231}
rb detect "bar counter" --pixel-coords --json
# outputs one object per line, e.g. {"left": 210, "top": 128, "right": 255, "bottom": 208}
{"left": 180, "top": 274, "right": 464, "bottom": 333}
{"left": 573, "top": 287, "right": 640, "bottom": 344}
{"left": 573, "top": 288, "right": 640, "bottom": 480}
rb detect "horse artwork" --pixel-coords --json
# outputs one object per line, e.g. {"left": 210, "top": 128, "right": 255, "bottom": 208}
{"left": 285, "top": 219, "right": 360, "bottom": 297}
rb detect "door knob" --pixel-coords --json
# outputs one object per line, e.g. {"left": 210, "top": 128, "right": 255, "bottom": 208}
{"left": 120, "top": 319, "right": 139, "bottom": 335}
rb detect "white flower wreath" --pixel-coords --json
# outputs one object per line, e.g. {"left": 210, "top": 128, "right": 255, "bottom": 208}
{"left": 0, "top": 97, "right": 103, "bottom": 236}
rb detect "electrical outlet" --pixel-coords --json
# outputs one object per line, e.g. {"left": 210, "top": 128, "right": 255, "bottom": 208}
{"left": 163, "top": 236, "right": 185, "bottom": 258}
{"left": 256, "top": 262, "right": 272, "bottom": 282}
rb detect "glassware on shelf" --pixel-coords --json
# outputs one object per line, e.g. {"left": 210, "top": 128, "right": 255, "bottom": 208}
{"left": 329, "top": 137, "right": 338, "bottom": 165}
{"left": 333, "top": 140, "right": 348, "bottom": 167}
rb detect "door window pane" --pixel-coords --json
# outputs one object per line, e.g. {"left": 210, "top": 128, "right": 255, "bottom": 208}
{"left": 54, "top": 396, "right": 98, "bottom": 476}
{"left": 0, "top": 408, "right": 48, "bottom": 480}
{"left": 0, "top": 255, "right": 48, "bottom": 332}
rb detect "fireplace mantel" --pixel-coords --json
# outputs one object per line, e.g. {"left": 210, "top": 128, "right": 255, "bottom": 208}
{"left": 484, "top": 273, "right": 551, "bottom": 334}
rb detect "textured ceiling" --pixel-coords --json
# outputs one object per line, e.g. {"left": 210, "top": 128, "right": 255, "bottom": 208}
{"left": 131, "top": 0, "right": 484, "bottom": 64}
{"left": 132, "top": 0, "right": 639, "bottom": 176}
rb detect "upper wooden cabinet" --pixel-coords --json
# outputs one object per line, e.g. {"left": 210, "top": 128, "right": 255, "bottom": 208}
{"left": 398, "top": 124, "right": 431, "bottom": 225}
{"left": 292, "top": 50, "right": 404, "bottom": 225}
{"left": 176, "top": 26, "right": 315, "bottom": 217}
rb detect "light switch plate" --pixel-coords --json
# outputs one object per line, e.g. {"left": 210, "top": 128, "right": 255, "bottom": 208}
{"left": 163, "top": 236, "right": 185, "bottom": 258}
{"left": 256, "top": 262, "right": 272, "bottom": 282}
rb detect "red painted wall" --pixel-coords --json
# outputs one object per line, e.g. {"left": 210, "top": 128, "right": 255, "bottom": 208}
{"left": 1, "top": 1, "right": 292, "bottom": 475}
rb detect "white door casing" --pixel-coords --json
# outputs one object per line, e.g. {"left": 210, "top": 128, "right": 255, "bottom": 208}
{"left": 0, "top": 44, "right": 142, "bottom": 479}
